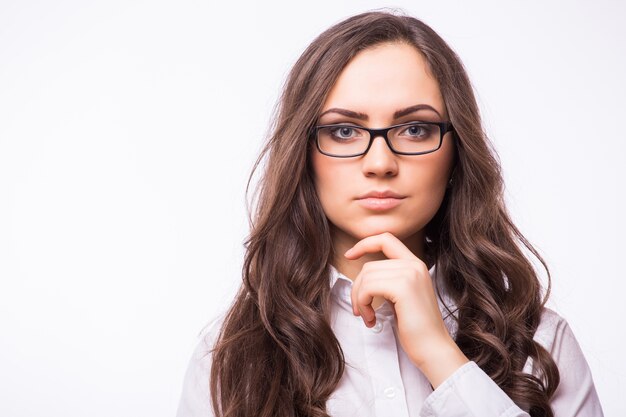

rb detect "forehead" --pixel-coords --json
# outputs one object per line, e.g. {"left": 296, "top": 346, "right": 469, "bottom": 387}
{"left": 321, "top": 42, "right": 446, "bottom": 120}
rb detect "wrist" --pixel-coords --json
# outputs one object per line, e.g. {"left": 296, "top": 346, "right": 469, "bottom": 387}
{"left": 409, "top": 337, "right": 469, "bottom": 389}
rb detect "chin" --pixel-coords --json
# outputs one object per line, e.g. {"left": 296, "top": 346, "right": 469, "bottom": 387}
{"left": 349, "top": 221, "right": 420, "bottom": 241}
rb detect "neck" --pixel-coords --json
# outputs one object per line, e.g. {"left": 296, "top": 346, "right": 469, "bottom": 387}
{"left": 330, "top": 226, "right": 426, "bottom": 281}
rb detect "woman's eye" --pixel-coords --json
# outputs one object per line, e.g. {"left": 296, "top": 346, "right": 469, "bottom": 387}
{"left": 331, "top": 126, "right": 358, "bottom": 139}
{"left": 402, "top": 124, "right": 431, "bottom": 138}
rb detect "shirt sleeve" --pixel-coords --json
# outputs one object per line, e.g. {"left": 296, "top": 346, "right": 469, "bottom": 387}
{"left": 419, "top": 361, "right": 529, "bottom": 417}
{"left": 175, "top": 314, "right": 225, "bottom": 417}
{"left": 419, "top": 309, "right": 603, "bottom": 417}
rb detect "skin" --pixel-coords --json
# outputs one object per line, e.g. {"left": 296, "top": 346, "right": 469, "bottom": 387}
{"left": 310, "top": 41, "right": 468, "bottom": 388}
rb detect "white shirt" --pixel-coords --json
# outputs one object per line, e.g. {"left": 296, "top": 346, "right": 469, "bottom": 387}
{"left": 176, "top": 263, "right": 603, "bottom": 416}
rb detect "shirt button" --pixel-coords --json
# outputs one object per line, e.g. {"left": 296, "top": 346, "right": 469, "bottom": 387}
{"left": 383, "top": 386, "right": 397, "bottom": 398}
{"left": 370, "top": 320, "right": 383, "bottom": 333}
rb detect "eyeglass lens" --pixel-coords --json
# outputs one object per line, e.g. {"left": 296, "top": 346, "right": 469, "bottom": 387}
{"left": 317, "top": 122, "right": 442, "bottom": 156}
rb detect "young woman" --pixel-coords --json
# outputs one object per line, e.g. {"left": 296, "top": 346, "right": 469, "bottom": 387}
{"left": 176, "top": 10, "right": 603, "bottom": 417}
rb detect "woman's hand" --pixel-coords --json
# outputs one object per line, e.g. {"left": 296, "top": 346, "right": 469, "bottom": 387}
{"left": 345, "top": 231, "right": 469, "bottom": 388}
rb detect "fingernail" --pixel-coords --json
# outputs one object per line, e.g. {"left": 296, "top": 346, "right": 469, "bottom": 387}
{"left": 344, "top": 248, "right": 353, "bottom": 256}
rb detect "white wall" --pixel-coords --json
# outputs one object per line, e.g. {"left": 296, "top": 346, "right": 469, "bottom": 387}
{"left": 1, "top": 0, "right": 623, "bottom": 415}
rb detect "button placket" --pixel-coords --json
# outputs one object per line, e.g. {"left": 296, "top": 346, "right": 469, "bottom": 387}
{"left": 361, "top": 312, "right": 410, "bottom": 416}
{"left": 383, "top": 386, "right": 397, "bottom": 398}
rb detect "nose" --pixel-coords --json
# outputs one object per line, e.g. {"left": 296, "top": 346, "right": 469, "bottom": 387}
{"left": 361, "top": 134, "right": 398, "bottom": 178}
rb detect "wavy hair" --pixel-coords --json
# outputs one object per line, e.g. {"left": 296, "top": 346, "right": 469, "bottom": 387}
{"left": 209, "top": 10, "right": 559, "bottom": 417}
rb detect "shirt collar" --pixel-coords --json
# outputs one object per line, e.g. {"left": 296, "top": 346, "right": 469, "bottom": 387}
{"left": 328, "top": 262, "right": 438, "bottom": 290}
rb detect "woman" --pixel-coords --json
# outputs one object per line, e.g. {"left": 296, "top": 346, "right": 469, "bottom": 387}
{"left": 176, "top": 10, "right": 602, "bottom": 417}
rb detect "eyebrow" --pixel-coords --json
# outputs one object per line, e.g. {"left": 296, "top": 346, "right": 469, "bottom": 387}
{"left": 318, "top": 104, "right": 442, "bottom": 121}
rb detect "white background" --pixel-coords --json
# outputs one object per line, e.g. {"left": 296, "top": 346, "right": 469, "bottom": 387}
{"left": 1, "top": 1, "right": 624, "bottom": 416}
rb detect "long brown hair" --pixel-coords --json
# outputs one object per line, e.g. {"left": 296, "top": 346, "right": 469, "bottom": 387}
{"left": 210, "top": 10, "right": 559, "bottom": 417}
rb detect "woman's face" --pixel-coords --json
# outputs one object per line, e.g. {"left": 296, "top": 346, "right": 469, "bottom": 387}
{"left": 310, "top": 41, "right": 456, "bottom": 255}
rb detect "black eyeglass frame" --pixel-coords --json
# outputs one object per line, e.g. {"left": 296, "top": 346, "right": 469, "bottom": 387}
{"left": 311, "top": 120, "right": 455, "bottom": 158}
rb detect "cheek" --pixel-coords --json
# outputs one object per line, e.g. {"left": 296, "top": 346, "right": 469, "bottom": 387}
{"left": 407, "top": 151, "right": 454, "bottom": 211}
{"left": 410, "top": 135, "right": 455, "bottom": 194}
{"left": 311, "top": 153, "right": 349, "bottom": 216}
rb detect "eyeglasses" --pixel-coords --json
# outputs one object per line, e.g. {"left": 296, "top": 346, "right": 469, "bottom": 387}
{"left": 312, "top": 120, "right": 454, "bottom": 157}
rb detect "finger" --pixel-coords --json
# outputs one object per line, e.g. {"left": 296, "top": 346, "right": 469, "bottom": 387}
{"left": 350, "top": 271, "right": 376, "bottom": 325}
{"left": 350, "top": 273, "right": 362, "bottom": 316}
{"left": 345, "top": 232, "right": 418, "bottom": 261}
{"left": 354, "top": 269, "right": 402, "bottom": 326}
{"left": 359, "top": 303, "right": 376, "bottom": 326}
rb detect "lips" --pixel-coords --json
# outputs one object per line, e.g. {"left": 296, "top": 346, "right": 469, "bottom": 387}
{"left": 356, "top": 190, "right": 405, "bottom": 199}
{"left": 356, "top": 190, "right": 406, "bottom": 210}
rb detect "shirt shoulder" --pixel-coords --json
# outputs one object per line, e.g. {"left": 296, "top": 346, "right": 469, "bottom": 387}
{"left": 533, "top": 307, "right": 590, "bottom": 365}
{"left": 531, "top": 307, "right": 589, "bottom": 377}
{"left": 533, "top": 307, "right": 604, "bottom": 416}
{"left": 533, "top": 307, "right": 568, "bottom": 353}
{"left": 175, "top": 311, "right": 228, "bottom": 417}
